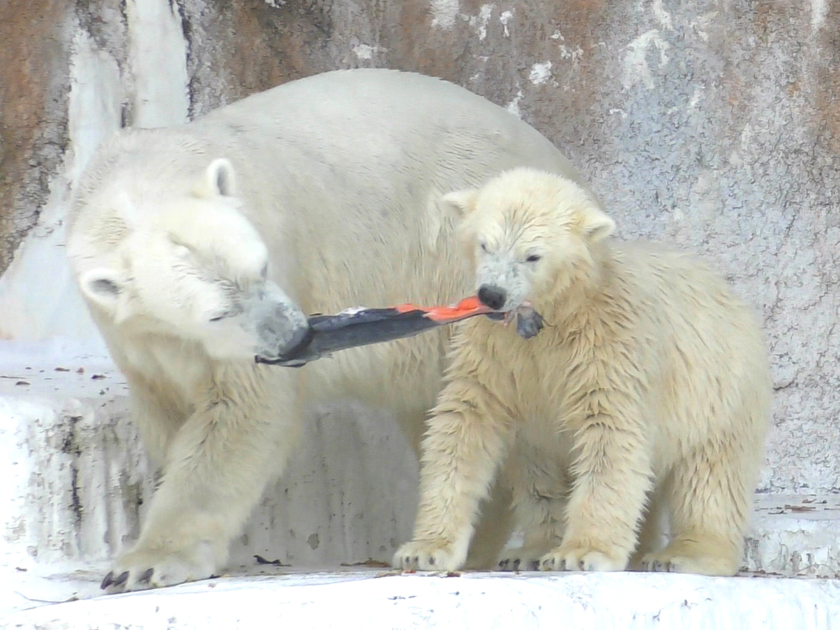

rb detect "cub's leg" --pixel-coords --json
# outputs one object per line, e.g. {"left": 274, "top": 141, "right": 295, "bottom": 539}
{"left": 102, "top": 365, "right": 301, "bottom": 592}
{"left": 540, "top": 385, "right": 653, "bottom": 572}
{"left": 497, "top": 442, "right": 569, "bottom": 572}
{"left": 395, "top": 410, "right": 516, "bottom": 570}
{"left": 393, "top": 377, "right": 513, "bottom": 572}
{"left": 641, "top": 437, "right": 757, "bottom": 576}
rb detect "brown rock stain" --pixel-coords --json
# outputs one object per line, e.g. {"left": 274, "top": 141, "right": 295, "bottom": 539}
{"left": 814, "top": 0, "right": 840, "bottom": 153}
{"left": 0, "top": 0, "right": 72, "bottom": 275}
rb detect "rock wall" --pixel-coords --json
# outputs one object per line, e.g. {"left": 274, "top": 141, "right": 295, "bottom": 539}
{"left": 0, "top": 0, "right": 838, "bottom": 493}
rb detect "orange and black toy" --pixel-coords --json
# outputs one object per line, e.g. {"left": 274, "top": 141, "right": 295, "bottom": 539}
{"left": 256, "top": 296, "right": 543, "bottom": 368}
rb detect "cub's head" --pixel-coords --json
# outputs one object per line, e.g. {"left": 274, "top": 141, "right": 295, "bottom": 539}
{"left": 443, "top": 167, "right": 614, "bottom": 313}
{"left": 67, "top": 157, "right": 309, "bottom": 361}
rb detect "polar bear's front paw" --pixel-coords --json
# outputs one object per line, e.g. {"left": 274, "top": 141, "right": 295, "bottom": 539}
{"left": 496, "top": 546, "right": 551, "bottom": 572}
{"left": 539, "top": 542, "right": 627, "bottom": 572}
{"left": 101, "top": 541, "right": 218, "bottom": 593}
{"left": 392, "top": 540, "right": 465, "bottom": 572}
{"left": 640, "top": 545, "right": 739, "bottom": 576}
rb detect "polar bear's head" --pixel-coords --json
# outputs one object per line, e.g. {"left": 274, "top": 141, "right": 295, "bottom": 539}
{"left": 67, "top": 158, "right": 310, "bottom": 361}
{"left": 443, "top": 167, "right": 614, "bottom": 313}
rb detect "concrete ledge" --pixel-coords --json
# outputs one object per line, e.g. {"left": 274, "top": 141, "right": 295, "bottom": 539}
{"left": 3, "top": 570, "right": 840, "bottom": 630}
{"left": 2, "top": 340, "right": 840, "bottom": 626}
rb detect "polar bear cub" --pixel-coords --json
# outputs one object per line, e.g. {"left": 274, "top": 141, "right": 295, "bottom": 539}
{"left": 394, "top": 167, "right": 771, "bottom": 576}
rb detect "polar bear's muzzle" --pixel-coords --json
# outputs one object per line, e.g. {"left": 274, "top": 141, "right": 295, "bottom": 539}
{"left": 241, "top": 284, "right": 310, "bottom": 360}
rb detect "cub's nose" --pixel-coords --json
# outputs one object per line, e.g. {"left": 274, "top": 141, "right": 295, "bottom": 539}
{"left": 478, "top": 285, "right": 507, "bottom": 311}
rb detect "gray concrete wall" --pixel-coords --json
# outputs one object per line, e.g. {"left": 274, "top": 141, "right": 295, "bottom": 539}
{"left": 0, "top": 0, "right": 837, "bottom": 493}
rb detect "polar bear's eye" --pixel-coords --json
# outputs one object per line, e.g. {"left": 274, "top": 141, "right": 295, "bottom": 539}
{"left": 480, "top": 241, "right": 489, "bottom": 253}
{"left": 526, "top": 254, "right": 542, "bottom": 263}
{"left": 209, "top": 313, "right": 228, "bottom": 322}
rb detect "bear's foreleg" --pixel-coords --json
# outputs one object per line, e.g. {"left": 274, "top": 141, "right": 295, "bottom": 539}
{"left": 640, "top": 438, "right": 756, "bottom": 576}
{"left": 393, "top": 379, "right": 513, "bottom": 572}
{"left": 102, "top": 367, "right": 300, "bottom": 592}
{"left": 541, "top": 391, "right": 653, "bottom": 572}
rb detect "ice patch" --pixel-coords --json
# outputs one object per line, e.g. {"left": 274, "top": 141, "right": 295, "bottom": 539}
{"left": 651, "top": 0, "right": 673, "bottom": 30}
{"left": 352, "top": 44, "right": 383, "bottom": 60}
{"left": 430, "top": 0, "right": 460, "bottom": 29}
{"left": 529, "top": 61, "right": 553, "bottom": 85}
{"left": 499, "top": 10, "right": 514, "bottom": 37}
{"left": 125, "top": 0, "right": 189, "bottom": 128}
{"left": 506, "top": 89, "right": 524, "bottom": 117}
{"left": 811, "top": 0, "right": 828, "bottom": 29}
{"left": 622, "top": 29, "right": 670, "bottom": 90}
{"left": 470, "top": 4, "right": 494, "bottom": 40}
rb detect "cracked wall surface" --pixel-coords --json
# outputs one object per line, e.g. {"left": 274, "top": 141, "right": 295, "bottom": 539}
{"left": 0, "top": 0, "right": 838, "bottom": 493}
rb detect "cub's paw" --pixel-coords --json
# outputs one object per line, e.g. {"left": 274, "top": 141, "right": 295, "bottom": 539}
{"left": 392, "top": 541, "right": 465, "bottom": 572}
{"left": 101, "top": 541, "right": 217, "bottom": 593}
{"left": 496, "top": 546, "right": 552, "bottom": 572}
{"left": 640, "top": 547, "right": 738, "bottom": 577}
{"left": 540, "top": 542, "right": 627, "bottom": 572}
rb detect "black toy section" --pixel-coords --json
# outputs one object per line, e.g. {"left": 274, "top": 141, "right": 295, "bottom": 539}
{"left": 255, "top": 307, "right": 506, "bottom": 367}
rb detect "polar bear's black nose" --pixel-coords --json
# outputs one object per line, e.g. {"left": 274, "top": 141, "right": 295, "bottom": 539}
{"left": 478, "top": 285, "right": 507, "bottom": 310}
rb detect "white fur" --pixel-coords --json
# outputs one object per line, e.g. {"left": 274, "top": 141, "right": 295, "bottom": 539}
{"left": 66, "top": 70, "right": 589, "bottom": 591}
{"left": 395, "top": 168, "right": 771, "bottom": 577}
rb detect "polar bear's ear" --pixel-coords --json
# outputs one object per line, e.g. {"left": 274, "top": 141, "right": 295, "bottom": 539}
{"left": 442, "top": 189, "right": 480, "bottom": 218}
{"left": 78, "top": 267, "right": 124, "bottom": 312}
{"left": 578, "top": 205, "right": 616, "bottom": 243}
{"left": 204, "top": 158, "right": 237, "bottom": 197}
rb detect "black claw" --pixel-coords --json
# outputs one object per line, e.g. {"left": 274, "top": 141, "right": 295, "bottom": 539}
{"left": 112, "top": 571, "right": 130, "bottom": 588}
{"left": 529, "top": 560, "right": 540, "bottom": 571}
{"left": 513, "top": 559, "right": 521, "bottom": 570}
{"left": 498, "top": 559, "right": 509, "bottom": 570}
{"left": 413, "top": 556, "right": 419, "bottom": 565}
{"left": 100, "top": 571, "right": 114, "bottom": 590}
{"left": 428, "top": 556, "right": 435, "bottom": 566}
{"left": 138, "top": 568, "right": 154, "bottom": 584}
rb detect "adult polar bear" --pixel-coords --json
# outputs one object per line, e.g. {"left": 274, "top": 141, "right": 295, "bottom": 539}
{"left": 66, "top": 68, "right": 588, "bottom": 592}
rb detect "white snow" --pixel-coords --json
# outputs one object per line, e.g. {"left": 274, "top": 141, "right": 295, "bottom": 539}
{"left": 1, "top": 341, "right": 839, "bottom": 626}
{"left": 3, "top": 569, "right": 840, "bottom": 629}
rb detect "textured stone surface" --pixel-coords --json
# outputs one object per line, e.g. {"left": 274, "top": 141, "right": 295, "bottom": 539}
{"left": 0, "top": 0, "right": 73, "bottom": 276}
{"left": 0, "top": 0, "right": 837, "bottom": 494}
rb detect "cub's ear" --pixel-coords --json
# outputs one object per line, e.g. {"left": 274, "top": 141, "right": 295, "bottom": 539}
{"left": 442, "top": 188, "right": 480, "bottom": 218}
{"left": 196, "top": 158, "right": 237, "bottom": 198}
{"left": 78, "top": 267, "right": 125, "bottom": 312}
{"left": 577, "top": 204, "right": 616, "bottom": 243}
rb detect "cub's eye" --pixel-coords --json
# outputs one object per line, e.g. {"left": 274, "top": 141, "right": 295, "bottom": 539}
{"left": 526, "top": 254, "right": 542, "bottom": 263}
